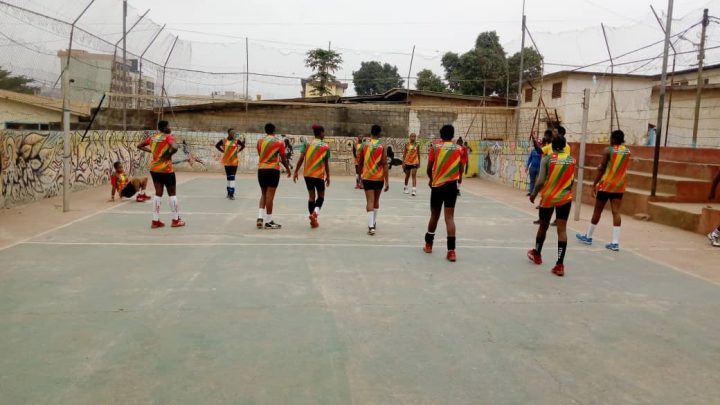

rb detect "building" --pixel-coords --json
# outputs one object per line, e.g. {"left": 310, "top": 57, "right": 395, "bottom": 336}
{"left": 300, "top": 78, "right": 348, "bottom": 98}
{"left": 521, "top": 71, "right": 655, "bottom": 144}
{"left": 57, "top": 50, "right": 155, "bottom": 110}
{"left": 0, "top": 89, "right": 89, "bottom": 130}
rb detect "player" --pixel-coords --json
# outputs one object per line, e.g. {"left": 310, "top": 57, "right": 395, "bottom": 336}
{"left": 293, "top": 124, "right": 331, "bottom": 228}
{"left": 357, "top": 124, "right": 389, "bottom": 235}
{"left": 352, "top": 135, "right": 364, "bottom": 189}
{"left": 423, "top": 125, "right": 466, "bottom": 262}
{"left": 708, "top": 168, "right": 720, "bottom": 247}
{"left": 576, "top": 130, "right": 630, "bottom": 251}
{"left": 137, "top": 120, "right": 185, "bottom": 228}
{"left": 528, "top": 136, "right": 576, "bottom": 277}
{"left": 257, "top": 123, "right": 291, "bottom": 230}
{"left": 215, "top": 128, "right": 246, "bottom": 200}
{"left": 402, "top": 132, "right": 421, "bottom": 196}
{"left": 109, "top": 162, "right": 150, "bottom": 202}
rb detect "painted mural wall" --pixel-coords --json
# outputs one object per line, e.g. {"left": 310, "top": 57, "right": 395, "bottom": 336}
{"left": 479, "top": 139, "right": 532, "bottom": 192}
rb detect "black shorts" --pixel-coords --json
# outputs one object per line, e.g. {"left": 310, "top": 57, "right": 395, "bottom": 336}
{"left": 258, "top": 169, "right": 280, "bottom": 188}
{"left": 539, "top": 201, "right": 572, "bottom": 222}
{"left": 150, "top": 171, "right": 176, "bottom": 187}
{"left": 597, "top": 191, "right": 623, "bottom": 202}
{"left": 362, "top": 180, "right": 384, "bottom": 191}
{"left": 404, "top": 164, "right": 419, "bottom": 172}
{"left": 120, "top": 183, "right": 136, "bottom": 198}
{"left": 430, "top": 180, "right": 458, "bottom": 210}
{"left": 224, "top": 165, "right": 238, "bottom": 176}
{"left": 304, "top": 176, "right": 325, "bottom": 193}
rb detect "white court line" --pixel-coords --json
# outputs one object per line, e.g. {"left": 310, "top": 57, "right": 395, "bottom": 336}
{"left": 104, "top": 210, "right": 509, "bottom": 220}
{"left": 21, "top": 241, "right": 528, "bottom": 249}
{"left": 176, "top": 195, "right": 495, "bottom": 203}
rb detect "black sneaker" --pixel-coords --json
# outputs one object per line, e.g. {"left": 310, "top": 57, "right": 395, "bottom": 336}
{"left": 368, "top": 227, "right": 376, "bottom": 235}
{"left": 229, "top": 195, "right": 235, "bottom": 200}
{"left": 265, "top": 221, "right": 282, "bottom": 229}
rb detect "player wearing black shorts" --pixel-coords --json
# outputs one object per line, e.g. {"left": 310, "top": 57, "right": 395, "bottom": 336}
{"left": 256, "top": 123, "right": 291, "bottom": 229}
{"left": 293, "top": 124, "right": 331, "bottom": 228}
{"left": 357, "top": 125, "right": 389, "bottom": 235}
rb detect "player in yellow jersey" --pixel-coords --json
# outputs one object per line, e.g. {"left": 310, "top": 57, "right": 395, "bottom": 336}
{"left": 423, "top": 125, "right": 466, "bottom": 262}
{"left": 528, "top": 136, "right": 576, "bottom": 277}
{"left": 357, "top": 124, "right": 389, "bottom": 235}
{"left": 293, "top": 124, "right": 331, "bottom": 228}
{"left": 215, "top": 128, "right": 246, "bottom": 200}
{"left": 137, "top": 120, "right": 185, "bottom": 229}
{"left": 402, "top": 133, "right": 421, "bottom": 196}
{"left": 576, "top": 130, "right": 630, "bottom": 251}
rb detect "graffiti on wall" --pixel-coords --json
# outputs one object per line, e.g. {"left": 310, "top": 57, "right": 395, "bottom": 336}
{"left": 479, "top": 139, "right": 531, "bottom": 191}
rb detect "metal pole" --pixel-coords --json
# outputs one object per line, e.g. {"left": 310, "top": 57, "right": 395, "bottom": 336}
{"left": 406, "top": 45, "right": 415, "bottom": 105}
{"left": 245, "top": 37, "right": 249, "bottom": 110}
{"left": 601, "top": 23, "right": 615, "bottom": 133}
{"left": 122, "top": 0, "right": 127, "bottom": 132}
{"left": 515, "top": 3, "right": 526, "bottom": 138}
{"left": 692, "top": 8, "right": 709, "bottom": 148}
{"left": 159, "top": 36, "right": 179, "bottom": 122}
{"left": 505, "top": 59, "right": 510, "bottom": 107}
{"left": 651, "top": 0, "right": 674, "bottom": 197}
{"left": 651, "top": 5, "right": 677, "bottom": 147}
{"left": 574, "top": 88, "right": 590, "bottom": 221}
{"left": 138, "top": 23, "right": 165, "bottom": 110}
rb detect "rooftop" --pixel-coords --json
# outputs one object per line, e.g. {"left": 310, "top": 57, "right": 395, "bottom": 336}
{"left": 0, "top": 89, "right": 90, "bottom": 117}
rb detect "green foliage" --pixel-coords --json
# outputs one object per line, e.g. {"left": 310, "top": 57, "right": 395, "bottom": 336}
{"left": 415, "top": 69, "right": 447, "bottom": 92}
{"left": 0, "top": 67, "right": 36, "bottom": 94}
{"left": 440, "top": 31, "right": 542, "bottom": 98}
{"left": 352, "top": 61, "right": 404, "bottom": 95}
{"left": 305, "top": 49, "right": 343, "bottom": 97}
{"left": 507, "top": 47, "right": 544, "bottom": 97}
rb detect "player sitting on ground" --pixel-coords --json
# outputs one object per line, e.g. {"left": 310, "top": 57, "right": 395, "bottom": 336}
{"left": 109, "top": 162, "right": 150, "bottom": 202}
{"left": 293, "top": 124, "right": 331, "bottom": 229}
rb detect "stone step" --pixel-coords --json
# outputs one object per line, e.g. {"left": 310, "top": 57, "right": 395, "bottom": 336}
{"left": 580, "top": 167, "right": 711, "bottom": 198}
{"left": 647, "top": 202, "right": 720, "bottom": 234}
{"left": 583, "top": 154, "right": 719, "bottom": 181}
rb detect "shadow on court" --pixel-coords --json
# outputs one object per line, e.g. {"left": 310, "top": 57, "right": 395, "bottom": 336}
{"left": 1, "top": 176, "right": 719, "bottom": 404}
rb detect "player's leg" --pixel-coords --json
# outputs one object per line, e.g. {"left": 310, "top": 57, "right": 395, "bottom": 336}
{"left": 528, "top": 206, "right": 552, "bottom": 264}
{"left": 166, "top": 173, "right": 184, "bottom": 227}
{"left": 444, "top": 181, "right": 459, "bottom": 261}
{"left": 150, "top": 172, "right": 165, "bottom": 228}
{"left": 606, "top": 195, "right": 623, "bottom": 251}
{"left": 404, "top": 167, "right": 410, "bottom": 193}
{"left": 226, "top": 165, "right": 238, "bottom": 199}
{"left": 425, "top": 186, "right": 442, "bottom": 253}
{"left": 258, "top": 185, "right": 267, "bottom": 228}
{"left": 552, "top": 202, "right": 572, "bottom": 277}
{"left": 577, "top": 195, "right": 607, "bottom": 245}
{"left": 363, "top": 185, "right": 375, "bottom": 234}
{"left": 313, "top": 179, "right": 325, "bottom": 227}
{"left": 263, "top": 168, "right": 282, "bottom": 229}
{"left": 411, "top": 168, "right": 417, "bottom": 196}
{"left": 372, "top": 186, "right": 382, "bottom": 229}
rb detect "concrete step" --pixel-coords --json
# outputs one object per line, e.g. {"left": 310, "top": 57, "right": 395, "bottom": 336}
{"left": 571, "top": 142, "right": 720, "bottom": 165}
{"left": 647, "top": 202, "right": 720, "bottom": 234}
{"left": 581, "top": 167, "right": 710, "bottom": 198}
{"left": 578, "top": 180, "right": 673, "bottom": 216}
{"left": 583, "top": 154, "right": 719, "bottom": 181}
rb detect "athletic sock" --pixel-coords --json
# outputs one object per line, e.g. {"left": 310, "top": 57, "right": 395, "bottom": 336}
{"left": 447, "top": 236, "right": 456, "bottom": 251}
{"left": 587, "top": 224, "right": 596, "bottom": 238}
{"left": 535, "top": 237, "right": 545, "bottom": 254}
{"left": 314, "top": 197, "right": 324, "bottom": 214}
{"left": 557, "top": 240, "right": 568, "bottom": 265}
{"left": 425, "top": 232, "right": 435, "bottom": 245}
{"left": 367, "top": 211, "right": 374, "bottom": 228}
{"left": 152, "top": 196, "right": 161, "bottom": 221}
{"left": 373, "top": 208, "right": 378, "bottom": 224}
{"left": 169, "top": 196, "right": 179, "bottom": 220}
{"left": 266, "top": 214, "right": 273, "bottom": 223}
{"left": 308, "top": 200, "right": 315, "bottom": 214}
{"left": 412, "top": 187, "right": 416, "bottom": 193}
{"left": 612, "top": 226, "right": 621, "bottom": 244}
{"left": 258, "top": 208, "right": 266, "bottom": 220}
{"left": 229, "top": 180, "right": 236, "bottom": 195}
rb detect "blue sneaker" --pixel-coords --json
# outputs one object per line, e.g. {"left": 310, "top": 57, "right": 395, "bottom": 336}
{"left": 605, "top": 243, "right": 620, "bottom": 251}
{"left": 576, "top": 233, "right": 593, "bottom": 245}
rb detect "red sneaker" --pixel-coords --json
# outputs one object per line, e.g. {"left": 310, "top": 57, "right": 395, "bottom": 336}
{"left": 309, "top": 212, "right": 319, "bottom": 228}
{"left": 446, "top": 250, "right": 456, "bottom": 262}
{"left": 151, "top": 220, "right": 165, "bottom": 229}
{"left": 142, "top": 194, "right": 152, "bottom": 201}
{"left": 551, "top": 263, "right": 565, "bottom": 277}
{"left": 423, "top": 243, "right": 433, "bottom": 253}
{"left": 527, "top": 249, "right": 542, "bottom": 265}
{"left": 171, "top": 218, "right": 186, "bottom": 228}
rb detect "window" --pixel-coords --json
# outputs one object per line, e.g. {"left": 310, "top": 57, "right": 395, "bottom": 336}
{"left": 524, "top": 88, "right": 533, "bottom": 103}
{"left": 551, "top": 82, "right": 562, "bottom": 99}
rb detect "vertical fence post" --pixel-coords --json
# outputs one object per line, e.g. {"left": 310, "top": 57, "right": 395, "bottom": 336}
{"left": 574, "top": 88, "right": 590, "bottom": 221}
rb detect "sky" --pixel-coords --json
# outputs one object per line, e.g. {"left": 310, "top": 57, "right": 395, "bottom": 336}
{"left": 4, "top": 0, "right": 719, "bottom": 99}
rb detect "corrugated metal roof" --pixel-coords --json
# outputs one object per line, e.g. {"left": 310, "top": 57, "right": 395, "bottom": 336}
{"left": 0, "top": 89, "right": 90, "bottom": 117}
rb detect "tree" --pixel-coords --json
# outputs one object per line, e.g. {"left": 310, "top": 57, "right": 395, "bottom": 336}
{"left": 507, "top": 47, "right": 543, "bottom": 98}
{"left": 305, "top": 48, "right": 343, "bottom": 97}
{"left": 0, "top": 67, "right": 36, "bottom": 94}
{"left": 352, "top": 61, "right": 404, "bottom": 95}
{"left": 415, "top": 69, "right": 447, "bottom": 92}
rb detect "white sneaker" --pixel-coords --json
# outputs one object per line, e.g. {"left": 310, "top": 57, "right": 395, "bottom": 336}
{"left": 411, "top": 189, "right": 416, "bottom": 196}
{"left": 403, "top": 187, "right": 409, "bottom": 194}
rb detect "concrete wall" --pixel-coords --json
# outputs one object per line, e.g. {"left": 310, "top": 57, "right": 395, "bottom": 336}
{"left": 649, "top": 88, "right": 720, "bottom": 148}
{"left": 478, "top": 139, "right": 531, "bottom": 192}
{"left": 0, "top": 99, "right": 80, "bottom": 127}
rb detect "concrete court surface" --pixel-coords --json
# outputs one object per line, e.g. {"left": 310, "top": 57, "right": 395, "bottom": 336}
{"left": 0, "top": 175, "right": 719, "bottom": 404}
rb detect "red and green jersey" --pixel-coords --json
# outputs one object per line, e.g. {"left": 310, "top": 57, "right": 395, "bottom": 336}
{"left": 361, "top": 139, "right": 385, "bottom": 181}
{"left": 300, "top": 139, "right": 331, "bottom": 179}
{"left": 140, "top": 132, "right": 175, "bottom": 173}
{"left": 428, "top": 141, "right": 465, "bottom": 187}
{"left": 539, "top": 152, "right": 576, "bottom": 208}
{"left": 598, "top": 145, "right": 630, "bottom": 193}
{"left": 403, "top": 142, "right": 420, "bottom": 165}
{"left": 111, "top": 172, "right": 128, "bottom": 191}
{"left": 256, "top": 135, "right": 286, "bottom": 170}
{"left": 221, "top": 137, "right": 242, "bottom": 166}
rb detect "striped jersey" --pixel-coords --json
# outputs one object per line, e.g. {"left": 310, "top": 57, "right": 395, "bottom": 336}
{"left": 403, "top": 142, "right": 420, "bottom": 165}
{"left": 428, "top": 141, "right": 466, "bottom": 187}
{"left": 538, "top": 152, "right": 576, "bottom": 208}
{"left": 111, "top": 172, "right": 128, "bottom": 191}
{"left": 361, "top": 139, "right": 385, "bottom": 181}
{"left": 300, "top": 139, "right": 331, "bottom": 179}
{"left": 256, "top": 135, "right": 286, "bottom": 170}
{"left": 598, "top": 145, "right": 630, "bottom": 193}
{"left": 141, "top": 132, "right": 175, "bottom": 173}
{"left": 221, "top": 137, "right": 243, "bottom": 166}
